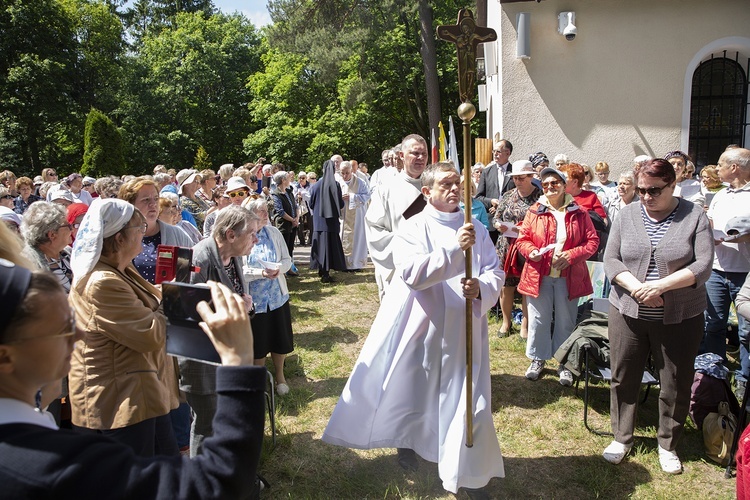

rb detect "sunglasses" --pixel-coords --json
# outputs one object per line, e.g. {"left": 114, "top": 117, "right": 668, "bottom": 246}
{"left": 228, "top": 190, "right": 248, "bottom": 198}
{"left": 636, "top": 185, "right": 668, "bottom": 197}
{"left": 542, "top": 180, "right": 562, "bottom": 188}
{"left": 0, "top": 194, "right": 13, "bottom": 200}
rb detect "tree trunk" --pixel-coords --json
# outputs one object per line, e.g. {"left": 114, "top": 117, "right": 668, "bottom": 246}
{"left": 418, "top": 0, "right": 440, "bottom": 145}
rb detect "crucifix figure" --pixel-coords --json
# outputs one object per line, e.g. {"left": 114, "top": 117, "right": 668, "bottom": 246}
{"left": 437, "top": 9, "right": 497, "bottom": 103}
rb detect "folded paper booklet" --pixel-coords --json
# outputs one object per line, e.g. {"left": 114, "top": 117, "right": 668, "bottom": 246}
{"left": 538, "top": 243, "right": 557, "bottom": 255}
{"left": 498, "top": 221, "right": 519, "bottom": 238}
{"left": 259, "top": 259, "right": 282, "bottom": 271}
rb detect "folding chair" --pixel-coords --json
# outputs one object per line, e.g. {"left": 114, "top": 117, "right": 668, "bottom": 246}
{"left": 578, "top": 345, "right": 659, "bottom": 436}
{"left": 265, "top": 370, "right": 277, "bottom": 446}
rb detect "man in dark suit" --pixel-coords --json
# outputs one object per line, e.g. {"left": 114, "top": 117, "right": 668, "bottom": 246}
{"left": 476, "top": 139, "right": 514, "bottom": 244}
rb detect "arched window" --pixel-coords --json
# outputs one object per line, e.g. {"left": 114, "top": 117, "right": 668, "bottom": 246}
{"left": 689, "top": 53, "right": 748, "bottom": 168}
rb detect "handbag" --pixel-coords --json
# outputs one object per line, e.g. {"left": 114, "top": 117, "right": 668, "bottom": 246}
{"left": 503, "top": 238, "right": 526, "bottom": 278}
{"left": 703, "top": 401, "right": 737, "bottom": 466}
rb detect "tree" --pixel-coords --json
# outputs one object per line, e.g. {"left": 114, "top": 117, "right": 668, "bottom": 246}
{"left": 82, "top": 107, "right": 125, "bottom": 177}
{"left": 119, "top": 11, "right": 262, "bottom": 169}
{"left": 0, "top": 0, "right": 79, "bottom": 174}
{"left": 266, "top": 0, "right": 466, "bottom": 149}
{"left": 193, "top": 145, "right": 211, "bottom": 170}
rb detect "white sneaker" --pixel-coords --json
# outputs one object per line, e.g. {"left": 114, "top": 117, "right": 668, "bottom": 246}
{"left": 658, "top": 445, "right": 682, "bottom": 474}
{"left": 525, "top": 359, "right": 546, "bottom": 380}
{"left": 558, "top": 365, "right": 574, "bottom": 386}
{"left": 276, "top": 383, "right": 290, "bottom": 396}
{"left": 602, "top": 440, "right": 632, "bottom": 464}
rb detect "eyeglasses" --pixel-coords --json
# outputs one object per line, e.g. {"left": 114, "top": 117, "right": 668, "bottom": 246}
{"left": 72, "top": 223, "right": 81, "bottom": 229}
{"left": 123, "top": 223, "right": 148, "bottom": 234}
{"left": 5, "top": 313, "right": 76, "bottom": 345}
{"left": 636, "top": 185, "right": 668, "bottom": 197}
{"left": 542, "top": 180, "right": 562, "bottom": 188}
{"left": 228, "top": 190, "right": 248, "bottom": 198}
{"left": 0, "top": 194, "right": 13, "bottom": 200}
{"left": 59, "top": 222, "right": 73, "bottom": 230}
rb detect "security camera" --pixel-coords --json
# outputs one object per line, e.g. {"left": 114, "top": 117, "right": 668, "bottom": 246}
{"left": 558, "top": 12, "right": 576, "bottom": 41}
{"left": 563, "top": 24, "right": 577, "bottom": 41}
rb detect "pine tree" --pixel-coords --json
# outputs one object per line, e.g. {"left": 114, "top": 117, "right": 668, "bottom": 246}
{"left": 82, "top": 108, "right": 126, "bottom": 177}
{"left": 193, "top": 145, "right": 212, "bottom": 171}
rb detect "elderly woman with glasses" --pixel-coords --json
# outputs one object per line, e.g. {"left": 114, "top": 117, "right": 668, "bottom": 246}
{"left": 242, "top": 198, "right": 295, "bottom": 395}
{"left": 68, "top": 198, "right": 180, "bottom": 457}
{"left": 601, "top": 158, "right": 713, "bottom": 474}
{"left": 20, "top": 202, "right": 73, "bottom": 293}
{"left": 180, "top": 205, "right": 260, "bottom": 457}
{"left": 516, "top": 167, "right": 599, "bottom": 384}
{"left": 13, "top": 176, "right": 42, "bottom": 214}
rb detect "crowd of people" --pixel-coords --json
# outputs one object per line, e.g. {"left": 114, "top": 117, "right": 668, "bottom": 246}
{"left": 1, "top": 139, "right": 749, "bottom": 498}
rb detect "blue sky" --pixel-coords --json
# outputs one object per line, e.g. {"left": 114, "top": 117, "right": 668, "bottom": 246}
{"left": 213, "top": 0, "right": 271, "bottom": 27}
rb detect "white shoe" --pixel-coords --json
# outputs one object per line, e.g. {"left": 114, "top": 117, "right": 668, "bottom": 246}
{"left": 525, "top": 359, "right": 546, "bottom": 380}
{"left": 276, "top": 383, "right": 290, "bottom": 396}
{"left": 558, "top": 365, "right": 574, "bottom": 386}
{"left": 658, "top": 445, "right": 682, "bottom": 474}
{"left": 602, "top": 440, "right": 632, "bottom": 464}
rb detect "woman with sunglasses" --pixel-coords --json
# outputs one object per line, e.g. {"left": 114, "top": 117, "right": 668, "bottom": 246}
{"left": 68, "top": 198, "right": 180, "bottom": 457}
{"left": 516, "top": 168, "right": 599, "bottom": 385}
{"left": 602, "top": 159, "right": 713, "bottom": 474}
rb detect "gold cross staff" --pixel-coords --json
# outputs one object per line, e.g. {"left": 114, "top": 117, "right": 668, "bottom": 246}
{"left": 437, "top": 9, "right": 497, "bottom": 103}
{"left": 437, "top": 8, "right": 497, "bottom": 448}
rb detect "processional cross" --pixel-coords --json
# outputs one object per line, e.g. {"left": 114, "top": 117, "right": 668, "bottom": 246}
{"left": 436, "top": 9, "right": 497, "bottom": 448}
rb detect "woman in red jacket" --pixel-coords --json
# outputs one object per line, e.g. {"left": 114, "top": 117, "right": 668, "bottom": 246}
{"left": 516, "top": 167, "right": 599, "bottom": 384}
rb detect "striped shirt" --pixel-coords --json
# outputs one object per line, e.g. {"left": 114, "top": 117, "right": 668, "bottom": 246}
{"left": 637, "top": 201, "right": 679, "bottom": 321}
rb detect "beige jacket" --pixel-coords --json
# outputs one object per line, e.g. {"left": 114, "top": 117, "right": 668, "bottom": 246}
{"left": 68, "top": 257, "right": 179, "bottom": 430}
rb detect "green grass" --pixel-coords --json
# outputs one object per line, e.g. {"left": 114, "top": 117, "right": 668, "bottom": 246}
{"left": 256, "top": 264, "right": 735, "bottom": 499}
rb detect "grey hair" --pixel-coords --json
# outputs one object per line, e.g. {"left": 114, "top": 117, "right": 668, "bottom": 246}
{"left": 21, "top": 201, "right": 66, "bottom": 247}
{"left": 218, "top": 163, "right": 235, "bottom": 180}
{"left": 160, "top": 191, "right": 179, "bottom": 206}
{"left": 553, "top": 154, "right": 569, "bottom": 165}
{"left": 721, "top": 147, "right": 750, "bottom": 170}
{"left": 39, "top": 181, "right": 58, "bottom": 199}
{"left": 272, "top": 171, "right": 288, "bottom": 185}
{"left": 154, "top": 172, "right": 171, "bottom": 185}
{"left": 243, "top": 198, "right": 268, "bottom": 214}
{"left": 95, "top": 176, "right": 123, "bottom": 199}
{"left": 618, "top": 171, "right": 635, "bottom": 184}
{"left": 211, "top": 205, "right": 259, "bottom": 242}
{"left": 339, "top": 161, "right": 352, "bottom": 172}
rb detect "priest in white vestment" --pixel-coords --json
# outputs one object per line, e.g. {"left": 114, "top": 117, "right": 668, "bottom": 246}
{"left": 323, "top": 162, "right": 505, "bottom": 495}
{"left": 338, "top": 161, "right": 370, "bottom": 270}
{"left": 366, "top": 135, "right": 428, "bottom": 299}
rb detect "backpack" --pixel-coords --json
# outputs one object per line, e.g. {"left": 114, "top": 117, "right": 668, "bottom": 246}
{"left": 703, "top": 401, "right": 738, "bottom": 466}
{"left": 689, "top": 371, "right": 739, "bottom": 430}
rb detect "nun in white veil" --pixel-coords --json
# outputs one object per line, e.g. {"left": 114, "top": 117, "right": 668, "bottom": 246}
{"left": 68, "top": 198, "right": 180, "bottom": 457}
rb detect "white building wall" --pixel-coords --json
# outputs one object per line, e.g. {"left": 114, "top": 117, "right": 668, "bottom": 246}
{"left": 482, "top": 0, "right": 750, "bottom": 174}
